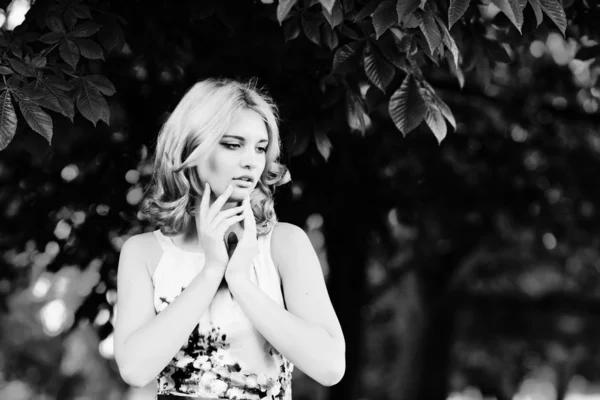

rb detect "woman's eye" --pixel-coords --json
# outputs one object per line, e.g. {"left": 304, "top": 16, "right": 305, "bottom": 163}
{"left": 222, "top": 143, "right": 240, "bottom": 149}
{"left": 257, "top": 147, "right": 267, "bottom": 153}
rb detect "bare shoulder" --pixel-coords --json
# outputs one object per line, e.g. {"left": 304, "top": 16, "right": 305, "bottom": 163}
{"left": 120, "top": 231, "right": 163, "bottom": 278}
{"left": 121, "top": 231, "right": 160, "bottom": 254}
{"left": 270, "top": 222, "right": 312, "bottom": 269}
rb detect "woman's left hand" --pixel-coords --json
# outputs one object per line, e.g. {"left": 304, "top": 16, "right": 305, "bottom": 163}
{"left": 225, "top": 196, "right": 259, "bottom": 282}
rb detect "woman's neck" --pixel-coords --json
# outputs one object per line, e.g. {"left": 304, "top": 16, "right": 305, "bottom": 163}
{"left": 173, "top": 200, "right": 244, "bottom": 249}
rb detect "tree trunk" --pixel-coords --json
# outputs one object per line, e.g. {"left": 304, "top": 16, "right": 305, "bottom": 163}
{"left": 323, "top": 192, "right": 368, "bottom": 400}
{"left": 322, "top": 138, "right": 371, "bottom": 400}
{"left": 413, "top": 288, "right": 457, "bottom": 400}
{"left": 385, "top": 270, "right": 427, "bottom": 400}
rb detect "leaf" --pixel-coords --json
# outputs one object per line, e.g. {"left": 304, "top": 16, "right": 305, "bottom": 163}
{"left": 97, "top": 18, "right": 125, "bottom": 52}
{"left": 0, "top": 90, "right": 17, "bottom": 151}
{"left": 539, "top": 0, "right": 566, "bottom": 36}
{"left": 19, "top": 100, "right": 53, "bottom": 144}
{"left": 59, "top": 39, "right": 79, "bottom": 68}
{"left": 23, "top": 82, "right": 46, "bottom": 100}
{"left": 44, "top": 76, "right": 74, "bottom": 91}
{"left": 301, "top": 13, "right": 324, "bottom": 46}
{"left": 64, "top": 8, "right": 77, "bottom": 30}
{"left": 417, "top": 9, "right": 442, "bottom": 54}
{"left": 416, "top": 34, "right": 438, "bottom": 64}
{"left": 448, "top": 0, "right": 470, "bottom": 28}
{"left": 372, "top": 0, "right": 397, "bottom": 39}
{"left": 374, "top": 31, "right": 406, "bottom": 69}
{"left": 389, "top": 74, "right": 427, "bottom": 135}
{"left": 490, "top": 0, "right": 523, "bottom": 32}
{"left": 31, "top": 56, "right": 47, "bottom": 69}
{"left": 55, "top": 62, "right": 76, "bottom": 76}
{"left": 283, "top": 15, "right": 302, "bottom": 42}
{"left": 10, "top": 45, "right": 22, "bottom": 59}
{"left": 353, "top": 0, "right": 380, "bottom": 21}
{"left": 69, "top": 21, "right": 102, "bottom": 38}
{"left": 38, "top": 79, "right": 74, "bottom": 120}
{"left": 322, "top": 1, "right": 343, "bottom": 28}
{"left": 46, "top": 14, "right": 65, "bottom": 33}
{"left": 72, "top": 4, "right": 92, "bottom": 19}
{"left": 277, "top": 0, "right": 298, "bottom": 24}
{"left": 341, "top": 0, "right": 354, "bottom": 13}
{"left": 424, "top": 104, "right": 446, "bottom": 143}
{"left": 7, "top": 58, "right": 35, "bottom": 77}
{"left": 575, "top": 45, "right": 600, "bottom": 61}
{"left": 318, "top": 0, "right": 336, "bottom": 14}
{"left": 397, "top": 0, "right": 420, "bottom": 21}
{"left": 39, "top": 32, "right": 62, "bottom": 44}
{"left": 76, "top": 78, "right": 110, "bottom": 126}
{"left": 422, "top": 80, "right": 456, "bottom": 129}
{"left": 7, "top": 76, "right": 22, "bottom": 90}
{"left": 346, "top": 89, "right": 369, "bottom": 134}
{"left": 527, "top": 0, "right": 544, "bottom": 27}
{"left": 332, "top": 41, "right": 364, "bottom": 72}
{"left": 0, "top": 66, "right": 13, "bottom": 75}
{"left": 314, "top": 126, "right": 332, "bottom": 161}
{"left": 74, "top": 38, "right": 104, "bottom": 60}
{"left": 321, "top": 23, "right": 339, "bottom": 50}
{"left": 433, "top": 13, "right": 460, "bottom": 69}
{"left": 339, "top": 24, "right": 361, "bottom": 40}
{"left": 37, "top": 91, "right": 74, "bottom": 120}
{"left": 364, "top": 41, "right": 395, "bottom": 92}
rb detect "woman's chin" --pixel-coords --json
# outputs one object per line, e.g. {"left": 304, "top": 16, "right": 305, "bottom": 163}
{"left": 228, "top": 186, "right": 252, "bottom": 200}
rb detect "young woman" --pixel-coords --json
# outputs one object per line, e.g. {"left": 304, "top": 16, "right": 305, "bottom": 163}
{"left": 113, "top": 79, "right": 345, "bottom": 400}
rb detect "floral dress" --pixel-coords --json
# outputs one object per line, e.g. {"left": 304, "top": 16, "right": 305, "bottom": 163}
{"left": 152, "top": 229, "right": 294, "bottom": 400}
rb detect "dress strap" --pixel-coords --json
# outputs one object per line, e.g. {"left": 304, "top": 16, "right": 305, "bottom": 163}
{"left": 153, "top": 230, "right": 175, "bottom": 252}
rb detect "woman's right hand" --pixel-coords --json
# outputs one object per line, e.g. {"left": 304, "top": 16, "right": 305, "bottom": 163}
{"left": 196, "top": 183, "right": 244, "bottom": 269}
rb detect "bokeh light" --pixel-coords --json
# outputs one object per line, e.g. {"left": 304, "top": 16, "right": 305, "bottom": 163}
{"left": 61, "top": 165, "right": 79, "bottom": 182}
{"left": 39, "top": 299, "right": 70, "bottom": 337}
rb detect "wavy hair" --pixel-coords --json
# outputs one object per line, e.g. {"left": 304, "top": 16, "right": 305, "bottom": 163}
{"left": 139, "top": 78, "right": 289, "bottom": 237}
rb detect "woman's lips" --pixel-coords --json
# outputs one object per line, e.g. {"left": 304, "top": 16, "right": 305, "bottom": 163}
{"left": 232, "top": 179, "right": 252, "bottom": 187}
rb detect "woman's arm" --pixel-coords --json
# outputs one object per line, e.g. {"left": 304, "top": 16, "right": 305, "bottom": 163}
{"left": 226, "top": 223, "right": 346, "bottom": 387}
{"left": 113, "top": 234, "right": 225, "bottom": 388}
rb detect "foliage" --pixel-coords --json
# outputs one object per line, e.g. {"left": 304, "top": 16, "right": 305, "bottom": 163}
{"left": 0, "top": 0, "right": 576, "bottom": 150}
{"left": 271, "top": 0, "right": 572, "bottom": 145}
{"left": 0, "top": 0, "right": 123, "bottom": 150}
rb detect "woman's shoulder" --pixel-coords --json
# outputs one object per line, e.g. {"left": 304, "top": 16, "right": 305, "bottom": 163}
{"left": 271, "top": 222, "right": 305, "bottom": 241}
{"left": 270, "top": 222, "right": 311, "bottom": 267}
{"left": 120, "top": 231, "right": 164, "bottom": 277}
{"left": 122, "top": 231, "right": 161, "bottom": 253}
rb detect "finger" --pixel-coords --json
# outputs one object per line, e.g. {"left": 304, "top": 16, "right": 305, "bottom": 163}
{"left": 199, "top": 182, "right": 210, "bottom": 221}
{"left": 207, "top": 185, "right": 234, "bottom": 221}
{"left": 244, "top": 197, "right": 255, "bottom": 225}
{"left": 240, "top": 198, "right": 256, "bottom": 239}
{"left": 209, "top": 205, "right": 244, "bottom": 230}
{"left": 213, "top": 214, "right": 245, "bottom": 237}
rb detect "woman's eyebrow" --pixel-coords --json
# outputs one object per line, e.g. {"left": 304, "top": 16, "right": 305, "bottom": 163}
{"left": 222, "top": 134, "right": 269, "bottom": 143}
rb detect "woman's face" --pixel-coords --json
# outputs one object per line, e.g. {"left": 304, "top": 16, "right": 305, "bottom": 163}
{"left": 196, "top": 109, "right": 269, "bottom": 203}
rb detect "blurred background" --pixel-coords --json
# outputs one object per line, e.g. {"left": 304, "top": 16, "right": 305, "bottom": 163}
{"left": 2, "top": 0, "right": 600, "bottom": 399}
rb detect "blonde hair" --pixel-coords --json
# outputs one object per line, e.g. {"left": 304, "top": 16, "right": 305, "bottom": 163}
{"left": 139, "top": 78, "right": 289, "bottom": 236}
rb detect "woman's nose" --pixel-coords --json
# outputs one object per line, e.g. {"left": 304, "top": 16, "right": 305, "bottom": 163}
{"left": 241, "top": 150, "right": 261, "bottom": 169}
